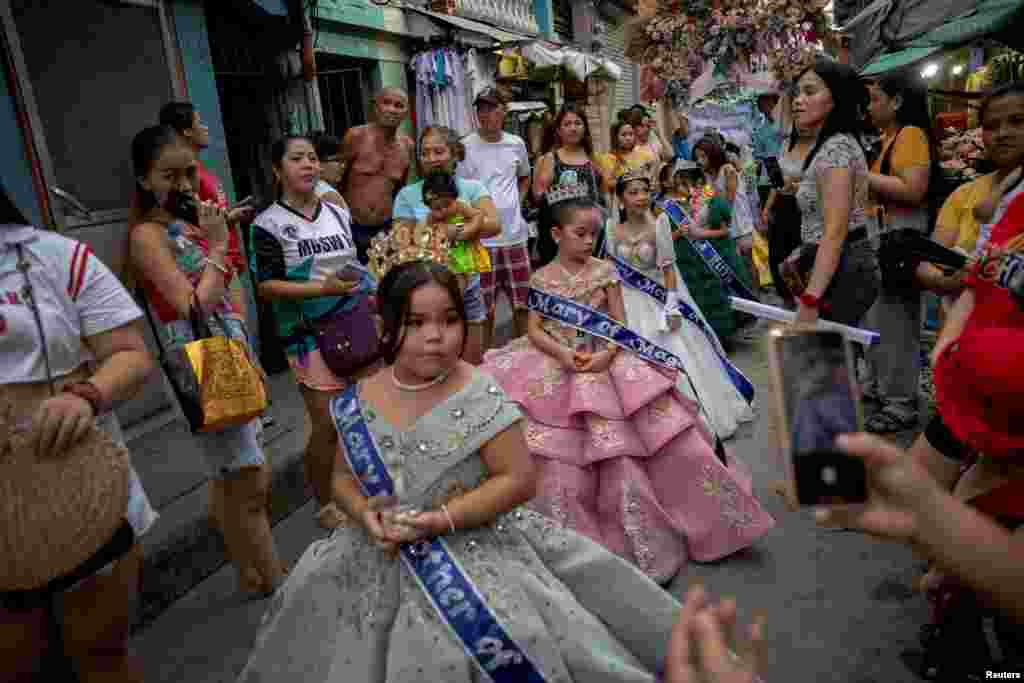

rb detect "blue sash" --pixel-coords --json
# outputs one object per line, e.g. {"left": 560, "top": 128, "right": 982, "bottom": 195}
{"left": 662, "top": 201, "right": 757, "bottom": 301}
{"left": 527, "top": 287, "right": 698, "bottom": 375}
{"left": 331, "top": 388, "right": 546, "bottom": 683}
{"left": 610, "top": 256, "right": 755, "bottom": 405}
{"left": 528, "top": 287, "right": 732, "bottom": 465}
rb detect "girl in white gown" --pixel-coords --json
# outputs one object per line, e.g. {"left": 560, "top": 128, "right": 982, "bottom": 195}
{"left": 605, "top": 171, "right": 755, "bottom": 440}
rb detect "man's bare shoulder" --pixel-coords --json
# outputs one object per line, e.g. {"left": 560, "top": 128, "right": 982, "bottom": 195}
{"left": 396, "top": 133, "right": 415, "bottom": 150}
{"left": 344, "top": 125, "right": 372, "bottom": 143}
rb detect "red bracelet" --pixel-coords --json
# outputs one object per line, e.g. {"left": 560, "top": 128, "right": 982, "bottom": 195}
{"left": 62, "top": 381, "right": 108, "bottom": 416}
{"left": 798, "top": 292, "right": 821, "bottom": 309}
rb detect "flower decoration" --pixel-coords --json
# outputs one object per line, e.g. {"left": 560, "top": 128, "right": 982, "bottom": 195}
{"left": 630, "top": 0, "right": 832, "bottom": 96}
{"left": 940, "top": 127, "right": 985, "bottom": 183}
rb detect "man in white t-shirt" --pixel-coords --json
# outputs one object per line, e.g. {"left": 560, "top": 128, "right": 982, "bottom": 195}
{"left": 458, "top": 88, "right": 532, "bottom": 349}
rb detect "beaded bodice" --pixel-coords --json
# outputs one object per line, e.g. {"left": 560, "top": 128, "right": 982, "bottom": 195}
{"left": 529, "top": 258, "right": 618, "bottom": 349}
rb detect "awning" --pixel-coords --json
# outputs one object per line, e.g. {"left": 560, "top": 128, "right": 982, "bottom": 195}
{"left": 846, "top": 0, "right": 1024, "bottom": 71}
{"left": 906, "top": 0, "right": 1024, "bottom": 47}
{"left": 507, "top": 101, "right": 549, "bottom": 120}
{"left": 520, "top": 42, "right": 622, "bottom": 81}
{"left": 403, "top": 7, "right": 536, "bottom": 45}
{"left": 859, "top": 46, "right": 942, "bottom": 76}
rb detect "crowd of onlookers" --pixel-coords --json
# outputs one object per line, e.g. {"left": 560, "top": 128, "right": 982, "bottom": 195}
{"left": 2, "top": 54, "right": 1023, "bottom": 680}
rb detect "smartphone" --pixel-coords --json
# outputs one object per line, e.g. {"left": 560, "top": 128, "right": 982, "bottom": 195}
{"left": 233, "top": 195, "right": 257, "bottom": 210}
{"left": 767, "top": 328, "right": 867, "bottom": 506}
{"left": 762, "top": 157, "right": 785, "bottom": 190}
{"left": 336, "top": 262, "right": 364, "bottom": 281}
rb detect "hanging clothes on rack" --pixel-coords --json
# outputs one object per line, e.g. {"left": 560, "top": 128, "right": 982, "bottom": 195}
{"left": 412, "top": 47, "right": 473, "bottom": 136}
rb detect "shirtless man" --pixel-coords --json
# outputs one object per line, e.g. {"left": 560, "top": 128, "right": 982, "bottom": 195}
{"left": 340, "top": 88, "right": 415, "bottom": 263}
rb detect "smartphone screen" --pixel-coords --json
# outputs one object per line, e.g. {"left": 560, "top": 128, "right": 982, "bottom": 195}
{"left": 768, "top": 329, "right": 867, "bottom": 505}
{"left": 336, "top": 262, "right": 364, "bottom": 281}
{"left": 763, "top": 158, "right": 785, "bottom": 189}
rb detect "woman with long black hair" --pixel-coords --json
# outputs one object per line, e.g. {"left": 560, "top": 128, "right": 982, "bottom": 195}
{"left": 761, "top": 125, "right": 813, "bottom": 304}
{"left": 128, "top": 126, "right": 285, "bottom": 593}
{"left": 532, "top": 104, "right": 607, "bottom": 265}
{"left": 861, "top": 71, "right": 938, "bottom": 433}
{"left": 786, "top": 55, "right": 881, "bottom": 328}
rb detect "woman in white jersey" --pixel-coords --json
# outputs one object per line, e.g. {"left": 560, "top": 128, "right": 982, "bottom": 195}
{"left": 0, "top": 179, "right": 157, "bottom": 681}
{"left": 251, "top": 134, "right": 377, "bottom": 530}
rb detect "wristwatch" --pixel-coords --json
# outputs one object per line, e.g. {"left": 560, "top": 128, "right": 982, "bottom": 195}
{"left": 62, "top": 381, "right": 109, "bottom": 416}
{"left": 798, "top": 292, "right": 821, "bottom": 309}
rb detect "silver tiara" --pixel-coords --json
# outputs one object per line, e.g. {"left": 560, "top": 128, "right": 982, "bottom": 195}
{"left": 544, "top": 183, "right": 591, "bottom": 207}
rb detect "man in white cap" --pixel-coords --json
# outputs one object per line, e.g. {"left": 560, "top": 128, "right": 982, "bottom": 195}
{"left": 458, "top": 88, "right": 532, "bottom": 349}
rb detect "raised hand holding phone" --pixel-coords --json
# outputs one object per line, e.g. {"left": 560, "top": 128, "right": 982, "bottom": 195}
{"left": 766, "top": 327, "right": 867, "bottom": 507}
{"left": 197, "top": 200, "right": 230, "bottom": 248}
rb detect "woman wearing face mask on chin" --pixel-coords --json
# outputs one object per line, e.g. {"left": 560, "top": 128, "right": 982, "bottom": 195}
{"left": 127, "top": 126, "right": 285, "bottom": 598}
{"left": 786, "top": 56, "right": 881, "bottom": 328}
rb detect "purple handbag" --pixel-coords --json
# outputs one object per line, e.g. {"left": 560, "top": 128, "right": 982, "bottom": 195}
{"left": 312, "top": 296, "right": 380, "bottom": 377}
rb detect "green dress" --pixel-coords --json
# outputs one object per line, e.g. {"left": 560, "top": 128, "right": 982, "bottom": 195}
{"left": 659, "top": 197, "right": 752, "bottom": 341}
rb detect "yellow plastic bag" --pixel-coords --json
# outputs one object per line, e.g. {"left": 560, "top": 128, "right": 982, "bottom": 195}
{"left": 752, "top": 230, "right": 773, "bottom": 288}
{"left": 184, "top": 336, "right": 268, "bottom": 433}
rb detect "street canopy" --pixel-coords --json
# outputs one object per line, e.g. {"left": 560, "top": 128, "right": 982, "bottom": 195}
{"left": 846, "top": 0, "right": 1024, "bottom": 73}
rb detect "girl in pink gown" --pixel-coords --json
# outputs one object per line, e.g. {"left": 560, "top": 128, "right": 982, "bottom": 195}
{"left": 483, "top": 187, "right": 773, "bottom": 584}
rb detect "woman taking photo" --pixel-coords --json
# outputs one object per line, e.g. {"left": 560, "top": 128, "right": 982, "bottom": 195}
{"left": 786, "top": 56, "right": 880, "bottom": 327}
{"left": 391, "top": 125, "right": 500, "bottom": 364}
{"left": 250, "top": 134, "right": 376, "bottom": 531}
{"left": 129, "top": 126, "right": 284, "bottom": 595}
{"left": 0, "top": 182, "right": 156, "bottom": 681}
{"left": 862, "top": 71, "right": 936, "bottom": 433}
{"left": 533, "top": 104, "right": 607, "bottom": 265}
{"left": 760, "top": 126, "right": 811, "bottom": 304}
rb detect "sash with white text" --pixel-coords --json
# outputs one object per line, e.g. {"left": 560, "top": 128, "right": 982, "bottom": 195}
{"left": 610, "top": 256, "right": 755, "bottom": 404}
{"left": 330, "top": 388, "right": 547, "bottom": 683}
{"left": 662, "top": 201, "right": 757, "bottom": 301}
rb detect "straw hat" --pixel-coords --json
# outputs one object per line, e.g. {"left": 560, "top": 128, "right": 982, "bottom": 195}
{"left": 0, "top": 396, "right": 130, "bottom": 591}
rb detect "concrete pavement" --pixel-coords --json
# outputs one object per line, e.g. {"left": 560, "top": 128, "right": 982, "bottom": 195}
{"left": 132, "top": 317, "right": 930, "bottom": 683}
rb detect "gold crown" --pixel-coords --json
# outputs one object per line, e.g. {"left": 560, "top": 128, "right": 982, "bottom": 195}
{"left": 544, "top": 182, "right": 592, "bottom": 207}
{"left": 619, "top": 166, "right": 653, "bottom": 186}
{"left": 367, "top": 221, "right": 451, "bottom": 281}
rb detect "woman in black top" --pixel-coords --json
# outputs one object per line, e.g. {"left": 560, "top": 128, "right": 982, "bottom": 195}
{"left": 532, "top": 104, "right": 607, "bottom": 265}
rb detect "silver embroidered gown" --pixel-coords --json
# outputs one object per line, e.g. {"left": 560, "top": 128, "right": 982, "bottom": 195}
{"left": 237, "top": 371, "right": 682, "bottom": 683}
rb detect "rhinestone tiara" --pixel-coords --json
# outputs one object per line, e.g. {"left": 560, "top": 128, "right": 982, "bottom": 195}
{"left": 544, "top": 182, "right": 592, "bottom": 208}
{"left": 367, "top": 221, "right": 451, "bottom": 281}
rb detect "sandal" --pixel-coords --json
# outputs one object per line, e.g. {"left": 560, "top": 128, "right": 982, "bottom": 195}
{"left": 865, "top": 406, "right": 919, "bottom": 434}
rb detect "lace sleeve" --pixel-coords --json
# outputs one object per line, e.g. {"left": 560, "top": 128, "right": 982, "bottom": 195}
{"left": 813, "top": 134, "right": 864, "bottom": 179}
{"left": 655, "top": 215, "right": 676, "bottom": 269}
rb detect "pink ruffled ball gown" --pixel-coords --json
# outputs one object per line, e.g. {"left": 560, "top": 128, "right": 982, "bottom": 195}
{"left": 483, "top": 258, "right": 774, "bottom": 584}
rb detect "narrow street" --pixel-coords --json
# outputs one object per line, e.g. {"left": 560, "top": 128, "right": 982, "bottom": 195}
{"left": 131, "top": 305, "right": 929, "bottom": 683}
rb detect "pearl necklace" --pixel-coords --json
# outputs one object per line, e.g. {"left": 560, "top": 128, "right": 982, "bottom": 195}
{"left": 390, "top": 365, "right": 453, "bottom": 392}
{"left": 557, "top": 260, "right": 587, "bottom": 283}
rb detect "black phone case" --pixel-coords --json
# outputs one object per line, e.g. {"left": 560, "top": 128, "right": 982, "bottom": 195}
{"left": 794, "top": 449, "right": 867, "bottom": 505}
